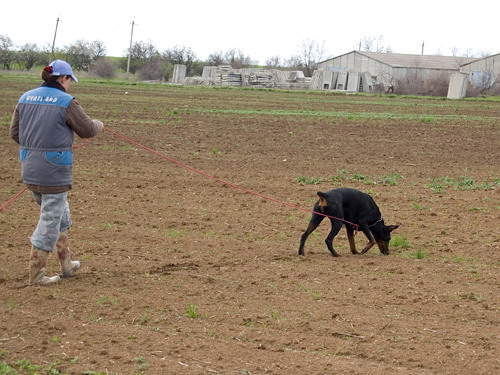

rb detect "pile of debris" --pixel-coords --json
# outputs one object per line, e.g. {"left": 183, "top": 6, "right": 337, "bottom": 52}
{"left": 218, "top": 66, "right": 242, "bottom": 86}
{"left": 173, "top": 64, "right": 311, "bottom": 90}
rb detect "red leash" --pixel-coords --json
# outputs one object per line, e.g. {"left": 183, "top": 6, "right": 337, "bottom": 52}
{"left": 103, "top": 127, "right": 360, "bottom": 229}
{"left": 0, "top": 139, "right": 93, "bottom": 212}
{"left": 1, "top": 128, "right": 359, "bottom": 230}
{"left": 0, "top": 186, "right": 28, "bottom": 212}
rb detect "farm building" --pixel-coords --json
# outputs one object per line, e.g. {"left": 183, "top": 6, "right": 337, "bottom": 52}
{"left": 459, "top": 53, "right": 500, "bottom": 90}
{"left": 315, "top": 50, "right": 475, "bottom": 94}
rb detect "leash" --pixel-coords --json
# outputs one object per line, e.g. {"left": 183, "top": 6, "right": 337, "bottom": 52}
{"left": 1, "top": 128, "right": 359, "bottom": 230}
{"left": 0, "top": 186, "right": 28, "bottom": 212}
{"left": 103, "top": 127, "right": 359, "bottom": 230}
{"left": 367, "top": 218, "right": 383, "bottom": 227}
{"left": 0, "top": 139, "right": 94, "bottom": 213}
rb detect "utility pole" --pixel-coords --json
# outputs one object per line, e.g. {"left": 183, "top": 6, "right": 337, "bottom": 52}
{"left": 51, "top": 17, "right": 60, "bottom": 58}
{"left": 126, "top": 20, "right": 135, "bottom": 75}
{"left": 421, "top": 41, "right": 424, "bottom": 55}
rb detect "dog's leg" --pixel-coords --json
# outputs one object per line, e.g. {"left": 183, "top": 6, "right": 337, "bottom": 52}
{"left": 298, "top": 214, "right": 324, "bottom": 256}
{"left": 346, "top": 225, "right": 358, "bottom": 254}
{"left": 360, "top": 227, "right": 376, "bottom": 254}
{"left": 325, "top": 219, "right": 343, "bottom": 257}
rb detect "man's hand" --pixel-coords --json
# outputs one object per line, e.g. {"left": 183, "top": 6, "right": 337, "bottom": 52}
{"left": 93, "top": 120, "right": 104, "bottom": 132}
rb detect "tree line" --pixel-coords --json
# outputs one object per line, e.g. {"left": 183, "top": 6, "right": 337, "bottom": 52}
{"left": 0, "top": 34, "right": 326, "bottom": 80}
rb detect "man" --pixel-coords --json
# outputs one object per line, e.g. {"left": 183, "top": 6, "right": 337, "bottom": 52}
{"left": 10, "top": 59, "right": 104, "bottom": 285}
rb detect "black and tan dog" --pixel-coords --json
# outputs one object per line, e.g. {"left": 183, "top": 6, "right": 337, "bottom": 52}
{"left": 299, "top": 188, "right": 398, "bottom": 257}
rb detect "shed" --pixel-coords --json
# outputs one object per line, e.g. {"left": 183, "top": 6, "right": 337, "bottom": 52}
{"left": 459, "top": 53, "right": 500, "bottom": 88}
{"left": 317, "top": 51, "right": 474, "bottom": 92}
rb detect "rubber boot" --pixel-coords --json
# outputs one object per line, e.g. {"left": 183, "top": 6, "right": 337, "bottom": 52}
{"left": 29, "top": 247, "right": 61, "bottom": 285}
{"left": 56, "top": 232, "right": 80, "bottom": 278}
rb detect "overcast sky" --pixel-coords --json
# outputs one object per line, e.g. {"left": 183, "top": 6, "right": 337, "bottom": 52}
{"left": 2, "top": 0, "right": 498, "bottom": 64}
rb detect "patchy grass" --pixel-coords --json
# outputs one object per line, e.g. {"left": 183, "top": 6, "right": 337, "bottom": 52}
{"left": 186, "top": 108, "right": 497, "bottom": 122}
{"left": 426, "top": 176, "right": 499, "bottom": 193}
{"left": 408, "top": 249, "right": 427, "bottom": 259}
{"left": 411, "top": 202, "right": 429, "bottom": 210}
{"left": 0, "top": 359, "right": 73, "bottom": 375}
{"left": 96, "top": 295, "right": 119, "bottom": 306}
{"left": 185, "top": 304, "right": 200, "bottom": 319}
{"left": 380, "top": 172, "right": 404, "bottom": 186}
{"left": 165, "top": 229, "right": 185, "bottom": 238}
{"left": 295, "top": 176, "right": 323, "bottom": 185}
{"left": 390, "top": 235, "right": 411, "bottom": 249}
{"left": 298, "top": 170, "right": 405, "bottom": 187}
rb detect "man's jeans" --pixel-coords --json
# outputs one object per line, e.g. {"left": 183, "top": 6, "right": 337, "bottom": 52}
{"left": 31, "top": 192, "right": 72, "bottom": 251}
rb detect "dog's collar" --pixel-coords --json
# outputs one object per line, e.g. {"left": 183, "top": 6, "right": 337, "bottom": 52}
{"left": 367, "top": 218, "right": 383, "bottom": 228}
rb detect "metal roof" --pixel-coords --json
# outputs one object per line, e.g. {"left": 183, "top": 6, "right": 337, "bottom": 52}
{"left": 459, "top": 52, "right": 500, "bottom": 67}
{"left": 321, "top": 51, "right": 476, "bottom": 70}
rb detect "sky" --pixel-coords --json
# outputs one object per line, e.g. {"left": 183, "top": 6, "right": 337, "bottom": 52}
{"left": 1, "top": 0, "right": 499, "bottom": 65}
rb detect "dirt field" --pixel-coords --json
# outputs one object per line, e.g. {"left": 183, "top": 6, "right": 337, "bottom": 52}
{"left": 0, "top": 76, "right": 499, "bottom": 375}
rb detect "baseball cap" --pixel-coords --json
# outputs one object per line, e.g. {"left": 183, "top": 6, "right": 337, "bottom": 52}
{"left": 49, "top": 59, "right": 79, "bottom": 82}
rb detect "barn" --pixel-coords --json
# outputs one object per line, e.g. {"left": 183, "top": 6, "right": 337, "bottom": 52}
{"left": 315, "top": 50, "right": 474, "bottom": 94}
{"left": 459, "top": 53, "right": 500, "bottom": 91}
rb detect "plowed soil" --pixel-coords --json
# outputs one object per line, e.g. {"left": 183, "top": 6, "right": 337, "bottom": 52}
{"left": 1, "top": 76, "right": 499, "bottom": 375}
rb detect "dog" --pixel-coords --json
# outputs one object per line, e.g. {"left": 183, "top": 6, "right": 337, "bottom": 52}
{"left": 298, "top": 188, "right": 399, "bottom": 257}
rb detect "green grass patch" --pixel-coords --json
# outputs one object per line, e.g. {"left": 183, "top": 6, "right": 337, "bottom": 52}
{"left": 459, "top": 292, "right": 483, "bottom": 302}
{"left": 210, "top": 147, "right": 223, "bottom": 156}
{"left": 444, "top": 255, "right": 476, "bottom": 263}
{"left": 408, "top": 249, "right": 427, "bottom": 259}
{"left": 186, "top": 107, "right": 498, "bottom": 122}
{"left": 411, "top": 202, "right": 428, "bottom": 210}
{"left": 380, "top": 172, "right": 403, "bottom": 186}
{"left": 165, "top": 229, "right": 185, "bottom": 238}
{"left": 468, "top": 207, "right": 487, "bottom": 212}
{"left": 270, "top": 311, "right": 282, "bottom": 320}
{"left": 390, "top": 235, "right": 411, "bottom": 249}
{"left": 297, "top": 170, "right": 404, "bottom": 187}
{"left": 185, "top": 304, "right": 200, "bottom": 319}
{"left": 96, "top": 295, "right": 119, "bottom": 306}
{"left": 0, "top": 114, "right": 12, "bottom": 126}
{"left": 0, "top": 362, "right": 16, "bottom": 375}
{"left": 426, "top": 176, "right": 499, "bottom": 193}
{"left": 295, "top": 176, "right": 323, "bottom": 185}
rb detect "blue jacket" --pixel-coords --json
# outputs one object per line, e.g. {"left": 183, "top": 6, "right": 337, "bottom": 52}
{"left": 17, "top": 86, "right": 75, "bottom": 186}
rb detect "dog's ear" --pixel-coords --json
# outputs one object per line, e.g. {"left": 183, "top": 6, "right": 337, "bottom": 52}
{"left": 386, "top": 225, "right": 399, "bottom": 232}
{"left": 317, "top": 192, "right": 328, "bottom": 207}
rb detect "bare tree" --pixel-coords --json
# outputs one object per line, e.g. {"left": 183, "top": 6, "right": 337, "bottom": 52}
{"left": 206, "top": 51, "right": 225, "bottom": 66}
{"left": 462, "top": 48, "right": 474, "bottom": 58}
{"left": 206, "top": 49, "right": 253, "bottom": 68}
{"left": 284, "top": 55, "right": 303, "bottom": 71}
{"left": 122, "top": 41, "right": 159, "bottom": 73}
{"left": 293, "top": 39, "right": 325, "bottom": 77}
{"left": 90, "top": 40, "right": 106, "bottom": 60}
{"left": 265, "top": 56, "right": 282, "bottom": 68}
{"left": 478, "top": 50, "right": 492, "bottom": 58}
{"left": 359, "top": 35, "right": 388, "bottom": 53}
{"left": 223, "top": 49, "right": 253, "bottom": 68}
{"left": 65, "top": 40, "right": 107, "bottom": 71}
{"left": 163, "top": 46, "right": 196, "bottom": 74}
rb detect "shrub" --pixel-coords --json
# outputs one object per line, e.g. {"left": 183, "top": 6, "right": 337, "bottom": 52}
{"left": 137, "top": 57, "right": 164, "bottom": 81}
{"left": 90, "top": 57, "right": 115, "bottom": 78}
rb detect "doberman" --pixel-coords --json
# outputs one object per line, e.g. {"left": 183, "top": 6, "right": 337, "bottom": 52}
{"left": 298, "top": 188, "right": 399, "bottom": 257}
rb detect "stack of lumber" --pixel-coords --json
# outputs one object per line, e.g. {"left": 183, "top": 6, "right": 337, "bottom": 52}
{"left": 245, "top": 70, "right": 276, "bottom": 87}
{"left": 218, "top": 65, "right": 242, "bottom": 86}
